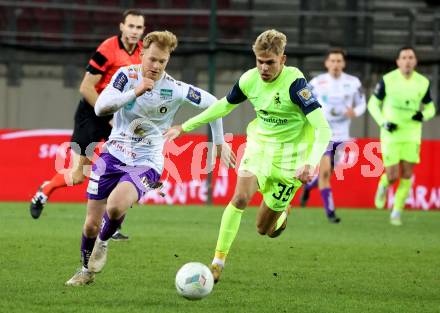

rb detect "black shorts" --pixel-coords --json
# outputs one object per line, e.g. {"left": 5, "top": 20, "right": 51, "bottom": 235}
{"left": 70, "top": 99, "right": 112, "bottom": 156}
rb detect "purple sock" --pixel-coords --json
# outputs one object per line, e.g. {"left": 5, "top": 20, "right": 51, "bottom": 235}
{"left": 320, "top": 188, "right": 335, "bottom": 217}
{"left": 99, "top": 211, "right": 125, "bottom": 241}
{"left": 306, "top": 176, "right": 319, "bottom": 191}
{"left": 80, "top": 233, "right": 96, "bottom": 269}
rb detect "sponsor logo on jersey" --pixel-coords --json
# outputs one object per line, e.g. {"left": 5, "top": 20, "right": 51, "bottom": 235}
{"left": 128, "top": 67, "right": 138, "bottom": 79}
{"left": 186, "top": 87, "right": 201, "bottom": 104}
{"left": 257, "top": 110, "right": 287, "bottom": 125}
{"left": 160, "top": 89, "right": 173, "bottom": 100}
{"left": 113, "top": 72, "right": 128, "bottom": 91}
{"left": 297, "top": 87, "right": 316, "bottom": 106}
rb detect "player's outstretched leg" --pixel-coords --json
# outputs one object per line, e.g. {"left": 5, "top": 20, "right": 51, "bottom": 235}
{"left": 210, "top": 203, "right": 244, "bottom": 283}
{"left": 30, "top": 153, "right": 89, "bottom": 219}
{"left": 375, "top": 174, "right": 390, "bottom": 210}
{"left": 30, "top": 173, "right": 71, "bottom": 218}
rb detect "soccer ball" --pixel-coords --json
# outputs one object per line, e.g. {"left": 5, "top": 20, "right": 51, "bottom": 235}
{"left": 175, "top": 262, "right": 214, "bottom": 300}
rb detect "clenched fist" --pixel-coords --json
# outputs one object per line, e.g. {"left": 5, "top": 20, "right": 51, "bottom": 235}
{"left": 135, "top": 76, "right": 154, "bottom": 96}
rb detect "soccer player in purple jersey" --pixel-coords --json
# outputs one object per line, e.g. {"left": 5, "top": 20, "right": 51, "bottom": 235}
{"left": 65, "top": 30, "right": 235, "bottom": 286}
{"left": 300, "top": 49, "right": 366, "bottom": 223}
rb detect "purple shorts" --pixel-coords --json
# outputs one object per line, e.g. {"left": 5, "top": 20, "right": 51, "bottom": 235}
{"left": 87, "top": 152, "right": 161, "bottom": 201}
{"left": 324, "top": 141, "right": 345, "bottom": 168}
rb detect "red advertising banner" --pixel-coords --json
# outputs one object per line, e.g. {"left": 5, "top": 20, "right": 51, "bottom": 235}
{"left": 0, "top": 129, "right": 439, "bottom": 210}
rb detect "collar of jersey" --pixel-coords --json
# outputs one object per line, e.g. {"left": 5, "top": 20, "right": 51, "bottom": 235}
{"left": 117, "top": 35, "right": 141, "bottom": 55}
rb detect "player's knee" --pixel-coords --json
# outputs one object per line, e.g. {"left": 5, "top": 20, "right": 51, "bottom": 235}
{"left": 106, "top": 201, "right": 127, "bottom": 219}
{"left": 231, "top": 192, "right": 251, "bottom": 209}
{"left": 320, "top": 169, "right": 331, "bottom": 181}
{"left": 83, "top": 220, "right": 100, "bottom": 237}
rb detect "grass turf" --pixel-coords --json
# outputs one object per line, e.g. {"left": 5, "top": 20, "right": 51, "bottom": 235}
{"left": 1, "top": 202, "right": 439, "bottom": 313}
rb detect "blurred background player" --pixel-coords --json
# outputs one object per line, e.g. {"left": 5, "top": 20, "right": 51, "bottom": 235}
{"left": 66, "top": 30, "right": 235, "bottom": 286}
{"left": 368, "top": 46, "right": 436, "bottom": 226}
{"left": 165, "top": 29, "right": 331, "bottom": 283}
{"left": 29, "top": 9, "right": 145, "bottom": 240}
{"left": 300, "top": 49, "right": 366, "bottom": 223}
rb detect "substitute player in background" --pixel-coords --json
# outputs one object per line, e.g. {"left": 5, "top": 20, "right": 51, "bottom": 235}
{"left": 165, "top": 29, "right": 331, "bottom": 283}
{"left": 368, "top": 47, "right": 436, "bottom": 226}
{"left": 30, "top": 9, "right": 145, "bottom": 240}
{"left": 65, "top": 30, "right": 235, "bottom": 286}
{"left": 300, "top": 49, "right": 366, "bottom": 223}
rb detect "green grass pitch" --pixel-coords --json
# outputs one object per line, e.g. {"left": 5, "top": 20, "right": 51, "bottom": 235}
{"left": 1, "top": 202, "right": 439, "bottom": 313}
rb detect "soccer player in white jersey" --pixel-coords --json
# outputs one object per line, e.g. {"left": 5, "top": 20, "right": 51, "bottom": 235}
{"left": 65, "top": 30, "right": 235, "bottom": 286}
{"left": 300, "top": 48, "right": 366, "bottom": 223}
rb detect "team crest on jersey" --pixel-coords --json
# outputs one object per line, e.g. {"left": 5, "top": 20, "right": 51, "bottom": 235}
{"left": 160, "top": 89, "right": 173, "bottom": 100}
{"left": 297, "top": 87, "right": 316, "bottom": 106}
{"left": 113, "top": 72, "right": 128, "bottom": 92}
{"left": 186, "top": 87, "right": 201, "bottom": 104}
{"left": 158, "top": 106, "right": 168, "bottom": 114}
{"left": 274, "top": 93, "right": 281, "bottom": 107}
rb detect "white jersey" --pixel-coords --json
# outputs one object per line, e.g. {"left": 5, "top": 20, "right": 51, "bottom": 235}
{"left": 309, "top": 72, "right": 366, "bottom": 142}
{"left": 95, "top": 64, "right": 224, "bottom": 172}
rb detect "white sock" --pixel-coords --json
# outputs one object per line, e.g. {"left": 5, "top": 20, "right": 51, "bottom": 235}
{"left": 390, "top": 210, "right": 401, "bottom": 219}
{"left": 212, "top": 258, "right": 225, "bottom": 267}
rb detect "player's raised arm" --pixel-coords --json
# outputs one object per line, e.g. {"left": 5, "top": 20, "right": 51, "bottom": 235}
{"left": 94, "top": 68, "right": 153, "bottom": 116}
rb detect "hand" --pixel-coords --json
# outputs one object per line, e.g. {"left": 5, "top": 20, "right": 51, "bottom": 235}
{"left": 344, "top": 107, "right": 356, "bottom": 118}
{"left": 164, "top": 125, "right": 184, "bottom": 142}
{"left": 150, "top": 181, "right": 165, "bottom": 198}
{"left": 383, "top": 122, "right": 398, "bottom": 132}
{"left": 411, "top": 111, "right": 423, "bottom": 122}
{"left": 296, "top": 164, "right": 314, "bottom": 184}
{"left": 135, "top": 76, "right": 154, "bottom": 96}
{"left": 214, "top": 143, "right": 237, "bottom": 168}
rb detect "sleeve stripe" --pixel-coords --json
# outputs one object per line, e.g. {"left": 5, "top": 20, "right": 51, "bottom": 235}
{"left": 86, "top": 64, "right": 104, "bottom": 75}
{"left": 226, "top": 81, "right": 247, "bottom": 104}
{"left": 422, "top": 83, "right": 433, "bottom": 104}
{"left": 91, "top": 51, "right": 108, "bottom": 67}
